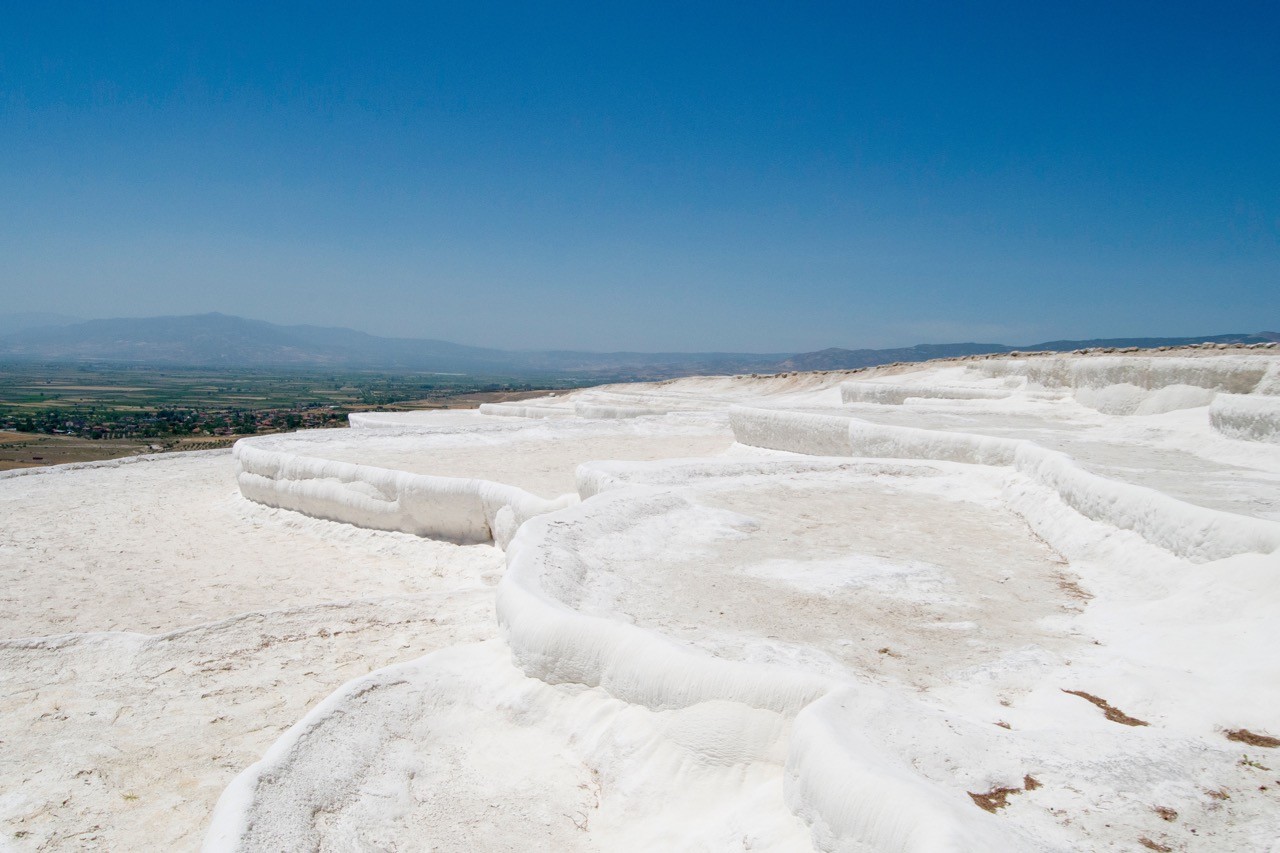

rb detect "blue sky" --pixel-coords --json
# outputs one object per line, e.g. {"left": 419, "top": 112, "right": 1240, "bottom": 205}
{"left": 1, "top": 2, "right": 1276, "bottom": 351}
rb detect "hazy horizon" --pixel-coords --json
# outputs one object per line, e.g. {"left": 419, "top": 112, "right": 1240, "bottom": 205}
{"left": 2, "top": 3, "right": 1276, "bottom": 351}
{"left": 3, "top": 309, "right": 1278, "bottom": 358}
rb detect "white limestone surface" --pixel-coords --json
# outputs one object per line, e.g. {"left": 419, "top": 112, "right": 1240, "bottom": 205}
{"left": 234, "top": 417, "right": 732, "bottom": 546}
{"left": 974, "top": 354, "right": 1275, "bottom": 414}
{"left": 7, "top": 349, "right": 1280, "bottom": 853}
{"left": 0, "top": 453, "right": 501, "bottom": 850}
{"left": 1211, "top": 393, "right": 1280, "bottom": 443}
{"left": 205, "top": 641, "right": 813, "bottom": 852}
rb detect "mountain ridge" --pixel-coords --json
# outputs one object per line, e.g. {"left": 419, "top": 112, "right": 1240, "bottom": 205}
{"left": 1, "top": 313, "right": 1274, "bottom": 379}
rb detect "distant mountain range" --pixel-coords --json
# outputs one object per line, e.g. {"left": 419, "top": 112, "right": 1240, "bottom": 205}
{"left": 0, "top": 313, "right": 1275, "bottom": 379}
{"left": 0, "top": 312, "right": 81, "bottom": 338}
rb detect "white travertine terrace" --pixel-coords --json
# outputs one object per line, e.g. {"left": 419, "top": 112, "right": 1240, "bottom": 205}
{"left": 975, "top": 354, "right": 1276, "bottom": 414}
{"left": 840, "top": 381, "right": 1013, "bottom": 404}
{"left": 234, "top": 417, "right": 732, "bottom": 546}
{"left": 1211, "top": 393, "right": 1280, "bottom": 444}
{"left": 4, "top": 347, "right": 1280, "bottom": 852}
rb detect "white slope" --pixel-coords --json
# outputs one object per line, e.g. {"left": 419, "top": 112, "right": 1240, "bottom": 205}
{"left": 4, "top": 346, "right": 1280, "bottom": 852}
{"left": 205, "top": 641, "right": 811, "bottom": 852}
{"left": 0, "top": 454, "right": 500, "bottom": 850}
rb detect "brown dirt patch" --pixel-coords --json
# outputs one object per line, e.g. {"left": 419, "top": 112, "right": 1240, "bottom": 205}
{"left": 1056, "top": 576, "right": 1092, "bottom": 601}
{"left": 174, "top": 436, "right": 238, "bottom": 451}
{"left": 1062, "top": 689, "right": 1148, "bottom": 726}
{"left": 1153, "top": 806, "right": 1177, "bottom": 821}
{"left": 0, "top": 434, "right": 158, "bottom": 469}
{"left": 1226, "top": 728, "right": 1280, "bottom": 748}
{"left": 967, "top": 774, "right": 1042, "bottom": 813}
{"left": 968, "top": 787, "right": 1021, "bottom": 813}
{"left": 0, "top": 433, "right": 244, "bottom": 470}
{"left": 1139, "top": 838, "right": 1172, "bottom": 852}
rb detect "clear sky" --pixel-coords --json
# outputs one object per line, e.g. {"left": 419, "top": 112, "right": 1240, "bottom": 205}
{"left": 1, "top": 2, "right": 1276, "bottom": 351}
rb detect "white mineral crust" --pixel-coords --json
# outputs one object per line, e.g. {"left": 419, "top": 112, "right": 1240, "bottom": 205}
{"left": 4, "top": 348, "right": 1280, "bottom": 852}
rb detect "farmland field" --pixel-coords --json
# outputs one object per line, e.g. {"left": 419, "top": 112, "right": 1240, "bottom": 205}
{"left": 0, "top": 362, "right": 585, "bottom": 469}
